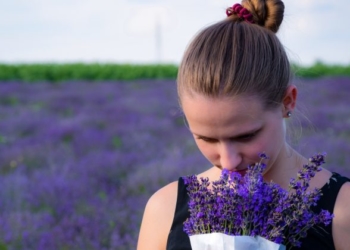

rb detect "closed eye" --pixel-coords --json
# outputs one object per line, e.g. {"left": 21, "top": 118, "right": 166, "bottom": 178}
{"left": 196, "top": 136, "right": 217, "bottom": 143}
{"left": 235, "top": 130, "right": 259, "bottom": 142}
{"left": 195, "top": 128, "right": 261, "bottom": 143}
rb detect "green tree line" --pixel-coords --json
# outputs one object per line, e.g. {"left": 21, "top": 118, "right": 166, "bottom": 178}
{"left": 0, "top": 62, "right": 349, "bottom": 82}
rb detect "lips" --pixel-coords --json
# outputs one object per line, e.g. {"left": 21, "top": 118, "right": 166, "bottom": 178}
{"left": 229, "top": 168, "right": 248, "bottom": 176}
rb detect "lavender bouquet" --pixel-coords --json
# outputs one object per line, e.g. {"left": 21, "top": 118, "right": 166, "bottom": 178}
{"left": 183, "top": 153, "right": 334, "bottom": 250}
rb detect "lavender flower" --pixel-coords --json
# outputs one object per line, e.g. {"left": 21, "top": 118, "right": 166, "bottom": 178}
{"left": 0, "top": 77, "right": 348, "bottom": 249}
{"left": 183, "top": 153, "right": 334, "bottom": 248}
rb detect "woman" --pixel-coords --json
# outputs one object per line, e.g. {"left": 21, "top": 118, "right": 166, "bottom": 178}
{"left": 137, "top": 0, "right": 350, "bottom": 249}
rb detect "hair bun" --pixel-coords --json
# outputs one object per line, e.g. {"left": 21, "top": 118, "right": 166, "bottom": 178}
{"left": 242, "top": 0, "right": 285, "bottom": 33}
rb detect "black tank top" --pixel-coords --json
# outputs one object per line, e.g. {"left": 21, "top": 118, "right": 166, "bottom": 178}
{"left": 166, "top": 172, "right": 349, "bottom": 250}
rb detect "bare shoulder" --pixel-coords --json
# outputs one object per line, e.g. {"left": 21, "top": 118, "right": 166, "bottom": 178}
{"left": 332, "top": 181, "right": 350, "bottom": 250}
{"left": 137, "top": 181, "right": 179, "bottom": 250}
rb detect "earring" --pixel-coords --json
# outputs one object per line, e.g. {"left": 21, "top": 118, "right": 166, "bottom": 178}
{"left": 286, "top": 111, "right": 292, "bottom": 117}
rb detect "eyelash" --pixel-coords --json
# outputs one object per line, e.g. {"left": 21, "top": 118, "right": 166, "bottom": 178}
{"left": 197, "top": 131, "right": 259, "bottom": 143}
{"left": 236, "top": 132, "right": 257, "bottom": 141}
{"left": 197, "top": 136, "right": 216, "bottom": 143}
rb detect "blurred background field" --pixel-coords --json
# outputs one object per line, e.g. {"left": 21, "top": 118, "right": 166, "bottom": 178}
{"left": 2, "top": 1, "right": 350, "bottom": 249}
{"left": 0, "top": 64, "right": 349, "bottom": 249}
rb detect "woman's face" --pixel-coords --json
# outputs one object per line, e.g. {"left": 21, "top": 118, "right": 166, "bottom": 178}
{"left": 181, "top": 93, "right": 288, "bottom": 176}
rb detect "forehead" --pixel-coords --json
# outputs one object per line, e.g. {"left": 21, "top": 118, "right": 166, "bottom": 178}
{"left": 181, "top": 93, "right": 266, "bottom": 135}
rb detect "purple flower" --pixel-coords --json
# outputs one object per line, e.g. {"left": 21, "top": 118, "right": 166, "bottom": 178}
{"left": 183, "top": 153, "right": 333, "bottom": 248}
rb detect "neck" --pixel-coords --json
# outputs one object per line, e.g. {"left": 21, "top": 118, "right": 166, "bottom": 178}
{"left": 263, "top": 145, "right": 308, "bottom": 190}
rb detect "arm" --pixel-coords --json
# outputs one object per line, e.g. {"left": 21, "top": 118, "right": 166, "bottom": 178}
{"left": 137, "top": 181, "right": 178, "bottom": 250}
{"left": 332, "top": 182, "right": 350, "bottom": 250}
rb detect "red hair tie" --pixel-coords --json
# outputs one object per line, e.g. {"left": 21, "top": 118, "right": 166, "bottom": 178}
{"left": 226, "top": 3, "right": 254, "bottom": 23}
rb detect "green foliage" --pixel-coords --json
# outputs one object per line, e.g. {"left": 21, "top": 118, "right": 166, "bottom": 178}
{"left": 0, "top": 62, "right": 350, "bottom": 82}
{"left": 112, "top": 136, "right": 122, "bottom": 149}
{"left": 0, "top": 243, "right": 7, "bottom": 250}
{"left": 0, "top": 63, "right": 178, "bottom": 82}
{"left": 291, "top": 61, "right": 350, "bottom": 78}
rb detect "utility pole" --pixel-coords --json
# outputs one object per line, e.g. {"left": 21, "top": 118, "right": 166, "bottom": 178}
{"left": 155, "top": 14, "right": 162, "bottom": 64}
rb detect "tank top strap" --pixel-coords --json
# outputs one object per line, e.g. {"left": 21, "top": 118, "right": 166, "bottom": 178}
{"left": 166, "top": 177, "right": 191, "bottom": 250}
{"left": 172, "top": 177, "right": 190, "bottom": 228}
{"left": 317, "top": 172, "right": 350, "bottom": 214}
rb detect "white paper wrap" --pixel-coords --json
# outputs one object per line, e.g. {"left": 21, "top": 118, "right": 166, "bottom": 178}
{"left": 189, "top": 233, "right": 286, "bottom": 250}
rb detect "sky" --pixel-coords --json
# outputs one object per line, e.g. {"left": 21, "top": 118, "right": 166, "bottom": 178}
{"left": 1, "top": 0, "right": 349, "bottom": 66}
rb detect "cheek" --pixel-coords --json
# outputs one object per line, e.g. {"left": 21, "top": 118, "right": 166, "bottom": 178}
{"left": 240, "top": 139, "right": 269, "bottom": 162}
{"left": 195, "top": 140, "right": 218, "bottom": 162}
{"left": 257, "top": 122, "right": 285, "bottom": 158}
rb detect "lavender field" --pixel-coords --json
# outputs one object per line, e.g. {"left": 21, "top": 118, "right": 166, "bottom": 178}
{"left": 0, "top": 77, "right": 349, "bottom": 249}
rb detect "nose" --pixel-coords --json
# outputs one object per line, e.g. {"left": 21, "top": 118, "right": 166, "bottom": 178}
{"left": 218, "top": 143, "right": 242, "bottom": 171}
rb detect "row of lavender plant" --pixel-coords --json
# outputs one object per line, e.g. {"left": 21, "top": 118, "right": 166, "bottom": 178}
{"left": 0, "top": 77, "right": 349, "bottom": 249}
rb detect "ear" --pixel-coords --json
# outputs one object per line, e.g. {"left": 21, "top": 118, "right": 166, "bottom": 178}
{"left": 282, "top": 85, "right": 297, "bottom": 117}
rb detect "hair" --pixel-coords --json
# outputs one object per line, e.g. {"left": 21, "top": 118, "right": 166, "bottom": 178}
{"left": 177, "top": 0, "right": 292, "bottom": 110}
